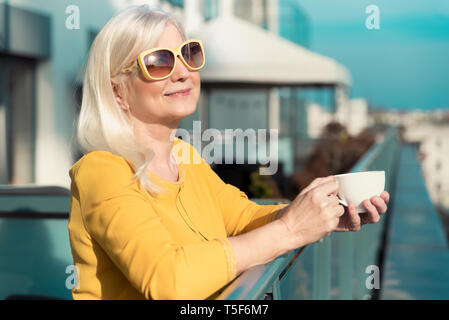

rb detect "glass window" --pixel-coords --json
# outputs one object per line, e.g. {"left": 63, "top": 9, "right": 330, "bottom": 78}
{"left": 0, "top": 55, "right": 36, "bottom": 184}
{"left": 209, "top": 89, "right": 268, "bottom": 131}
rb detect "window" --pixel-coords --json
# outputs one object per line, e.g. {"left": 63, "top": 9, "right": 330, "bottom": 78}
{"left": 0, "top": 54, "right": 36, "bottom": 184}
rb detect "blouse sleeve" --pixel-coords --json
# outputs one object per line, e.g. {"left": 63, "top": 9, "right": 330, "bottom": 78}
{"left": 72, "top": 152, "right": 236, "bottom": 300}
{"left": 200, "top": 158, "right": 288, "bottom": 237}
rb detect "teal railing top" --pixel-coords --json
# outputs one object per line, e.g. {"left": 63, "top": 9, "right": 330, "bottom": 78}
{"left": 218, "top": 128, "right": 398, "bottom": 300}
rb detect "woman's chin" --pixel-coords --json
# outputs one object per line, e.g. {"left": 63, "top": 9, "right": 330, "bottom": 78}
{"left": 171, "top": 103, "right": 197, "bottom": 118}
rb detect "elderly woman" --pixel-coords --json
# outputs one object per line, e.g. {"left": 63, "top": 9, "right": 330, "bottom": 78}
{"left": 68, "top": 6, "right": 389, "bottom": 300}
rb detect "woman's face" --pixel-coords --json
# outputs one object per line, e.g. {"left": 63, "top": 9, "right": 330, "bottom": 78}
{"left": 124, "top": 23, "right": 201, "bottom": 126}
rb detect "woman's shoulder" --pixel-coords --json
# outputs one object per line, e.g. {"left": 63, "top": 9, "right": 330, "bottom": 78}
{"left": 69, "top": 150, "right": 134, "bottom": 185}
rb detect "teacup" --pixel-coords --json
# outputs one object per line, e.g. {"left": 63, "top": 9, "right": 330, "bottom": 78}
{"left": 334, "top": 171, "right": 385, "bottom": 213}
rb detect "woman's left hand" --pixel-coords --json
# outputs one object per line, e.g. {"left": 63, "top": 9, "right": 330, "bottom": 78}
{"left": 335, "top": 191, "right": 390, "bottom": 232}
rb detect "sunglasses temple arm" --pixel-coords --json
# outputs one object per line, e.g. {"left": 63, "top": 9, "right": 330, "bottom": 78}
{"left": 121, "top": 60, "right": 138, "bottom": 74}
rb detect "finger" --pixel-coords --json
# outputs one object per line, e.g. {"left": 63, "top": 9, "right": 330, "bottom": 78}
{"left": 320, "top": 201, "right": 328, "bottom": 209}
{"left": 327, "top": 195, "right": 340, "bottom": 207}
{"left": 363, "top": 199, "right": 381, "bottom": 224}
{"left": 302, "top": 176, "right": 336, "bottom": 194}
{"left": 312, "top": 176, "right": 336, "bottom": 187}
{"left": 301, "top": 178, "right": 324, "bottom": 194}
{"left": 333, "top": 217, "right": 340, "bottom": 230}
{"left": 347, "top": 203, "right": 361, "bottom": 231}
{"left": 360, "top": 212, "right": 372, "bottom": 225}
{"left": 371, "top": 196, "right": 387, "bottom": 214}
{"left": 380, "top": 191, "right": 390, "bottom": 204}
{"left": 320, "top": 197, "right": 339, "bottom": 209}
{"left": 335, "top": 204, "right": 345, "bottom": 217}
{"left": 316, "top": 181, "right": 340, "bottom": 197}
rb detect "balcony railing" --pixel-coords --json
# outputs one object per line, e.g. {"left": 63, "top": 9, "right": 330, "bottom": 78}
{"left": 0, "top": 129, "right": 398, "bottom": 300}
{"left": 218, "top": 128, "right": 399, "bottom": 300}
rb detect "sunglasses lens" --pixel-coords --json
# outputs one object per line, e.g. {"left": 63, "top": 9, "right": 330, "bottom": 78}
{"left": 181, "top": 41, "right": 204, "bottom": 69}
{"left": 143, "top": 50, "right": 175, "bottom": 78}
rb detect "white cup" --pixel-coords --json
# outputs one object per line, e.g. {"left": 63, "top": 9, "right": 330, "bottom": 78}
{"left": 334, "top": 171, "right": 385, "bottom": 213}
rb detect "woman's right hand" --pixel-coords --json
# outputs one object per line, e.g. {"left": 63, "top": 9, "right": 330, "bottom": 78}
{"left": 278, "top": 176, "right": 344, "bottom": 250}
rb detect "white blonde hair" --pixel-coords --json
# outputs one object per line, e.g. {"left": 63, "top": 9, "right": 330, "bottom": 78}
{"left": 75, "top": 5, "right": 187, "bottom": 195}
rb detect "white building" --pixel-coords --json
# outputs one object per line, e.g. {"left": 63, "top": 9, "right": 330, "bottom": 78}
{"left": 307, "top": 98, "right": 369, "bottom": 139}
{"left": 306, "top": 103, "right": 331, "bottom": 139}
{"left": 335, "top": 98, "right": 369, "bottom": 136}
{"left": 403, "top": 121, "right": 449, "bottom": 210}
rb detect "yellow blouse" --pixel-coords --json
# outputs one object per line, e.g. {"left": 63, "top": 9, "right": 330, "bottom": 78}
{"left": 68, "top": 138, "right": 287, "bottom": 300}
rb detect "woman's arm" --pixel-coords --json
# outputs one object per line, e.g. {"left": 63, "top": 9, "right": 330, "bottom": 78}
{"left": 227, "top": 179, "right": 344, "bottom": 276}
{"left": 227, "top": 179, "right": 390, "bottom": 276}
{"left": 227, "top": 207, "right": 291, "bottom": 275}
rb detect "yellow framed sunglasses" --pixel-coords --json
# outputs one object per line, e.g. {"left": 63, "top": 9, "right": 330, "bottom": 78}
{"left": 121, "top": 39, "right": 205, "bottom": 81}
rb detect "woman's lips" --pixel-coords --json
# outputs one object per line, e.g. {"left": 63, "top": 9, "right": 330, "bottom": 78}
{"left": 165, "top": 88, "right": 191, "bottom": 97}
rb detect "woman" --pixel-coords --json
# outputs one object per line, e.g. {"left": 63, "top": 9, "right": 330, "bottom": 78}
{"left": 68, "top": 6, "right": 389, "bottom": 300}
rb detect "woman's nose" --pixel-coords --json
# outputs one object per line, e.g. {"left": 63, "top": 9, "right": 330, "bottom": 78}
{"left": 170, "top": 55, "right": 189, "bottom": 82}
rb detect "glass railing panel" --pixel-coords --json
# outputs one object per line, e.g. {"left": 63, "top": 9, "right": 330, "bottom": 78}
{"left": 221, "top": 128, "right": 398, "bottom": 300}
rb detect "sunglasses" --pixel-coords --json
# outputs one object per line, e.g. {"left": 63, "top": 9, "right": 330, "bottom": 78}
{"left": 121, "top": 39, "right": 205, "bottom": 81}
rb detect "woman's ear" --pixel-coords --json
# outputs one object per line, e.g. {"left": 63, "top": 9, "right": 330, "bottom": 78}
{"left": 112, "top": 82, "right": 129, "bottom": 111}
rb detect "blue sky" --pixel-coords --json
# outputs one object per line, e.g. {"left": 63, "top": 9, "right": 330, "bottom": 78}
{"left": 297, "top": 0, "right": 449, "bottom": 110}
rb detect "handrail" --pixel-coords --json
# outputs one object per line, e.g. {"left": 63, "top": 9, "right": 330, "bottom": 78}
{"left": 218, "top": 127, "right": 398, "bottom": 300}
{"left": 217, "top": 250, "right": 298, "bottom": 300}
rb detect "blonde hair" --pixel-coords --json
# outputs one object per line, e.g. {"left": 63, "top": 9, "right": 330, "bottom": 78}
{"left": 75, "top": 5, "right": 187, "bottom": 195}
